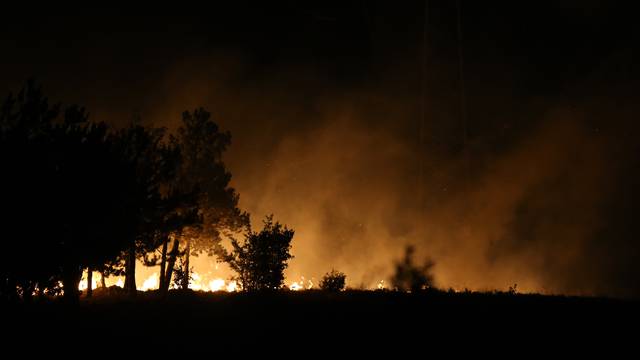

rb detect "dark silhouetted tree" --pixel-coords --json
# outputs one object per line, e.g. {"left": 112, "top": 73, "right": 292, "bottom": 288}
{"left": 0, "top": 82, "right": 146, "bottom": 302}
{"left": 390, "top": 245, "right": 435, "bottom": 292}
{"left": 156, "top": 108, "right": 248, "bottom": 293}
{"left": 0, "top": 81, "right": 62, "bottom": 301}
{"left": 0, "top": 81, "right": 199, "bottom": 302}
{"left": 114, "top": 123, "right": 199, "bottom": 296}
{"left": 222, "top": 215, "right": 293, "bottom": 291}
{"left": 319, "top": 270, "right": 347, "bottom": 292}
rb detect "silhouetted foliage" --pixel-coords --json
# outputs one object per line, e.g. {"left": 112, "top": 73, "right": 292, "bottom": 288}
{"left": 222, "top": 215, "right": 293, "bottom": 291}
{"left": 176, "top": 108, "right": 248, "bottom": 244}
{"left": 153, "top": 108, "right": 249, "bottom": 293}
{"left": 319, "top": 270, "right": 347, "bottom": 292}
{"left": 113, "top": 121, "right": 200, "bottom": 295}
{"left": 0, "top": 81, "right": 201, "bottom": 302}
{"left": 172, "top": 258, "right": 193, "bottom": 290}
{"left": 390, "top": 245, "right": 435, "bottom": 292}
{"left": 0, "top": 81, "right": 141, "bottom": 301}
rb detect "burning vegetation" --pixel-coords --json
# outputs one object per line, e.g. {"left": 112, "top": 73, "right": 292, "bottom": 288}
{"left": 2, "top": 4, "right": 640, "bottom": 352}
{"left": 0, "top": 79, "right": 634, "bottom": 303}
{"left": 0, "top": 82, "right": 435, "bottom": 302}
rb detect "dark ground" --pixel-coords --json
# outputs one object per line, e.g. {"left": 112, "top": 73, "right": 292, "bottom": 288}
{"left": 2, "top": 290, "right": 637, "bottom": 354}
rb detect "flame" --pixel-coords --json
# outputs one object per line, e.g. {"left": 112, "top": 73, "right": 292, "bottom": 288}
{"left": 377, "top": 280, "right": 386, "bottom": 290}
{"left": 187, "top": 271, "right": 237, "bottom": 292}
{"left": 77, "top": 271, "right": 121, "bottom": 291}
{"left": 190, "top": 272, "right": 204, "bottom": 291}
{"left": 289, "top": 282, "right": 303, "bottom": 291}
{"left": 209, "top": 279, "right": 226, "bottom": 291}
{"left": 71, "top": 269, "right": 323, "bottom": 294}
{"left": 140, "top": 273, "right": 159, "bottom": 291}
{"left": 78, "top": 271, "right": 101, "bottom": 291}
{"left": 288, "top": 276, "right": 314, "bottom": 291}
{"left": 226, "top": 281, "right": 238, "bottom": 292}
{"left": 301, "top": 276, "right": 314, "bottom": 289}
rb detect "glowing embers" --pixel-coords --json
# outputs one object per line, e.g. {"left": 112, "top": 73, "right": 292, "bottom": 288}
{"left": 75, "top": 270, "right": 238, "bottom": 292}
{"left": 288, "top": 276, "right": 314, "bottom": 291}
{"left": 71, "top": 271, "right": 391, "bottom": 294}
{"left": 289, "top": 282, "right": 303, "bottom": 291}
{"left": 77, "top": 271, "right": 119, "bottom": 290}
{"left": 187, "top": 272, "right": 238, "bottom": 292}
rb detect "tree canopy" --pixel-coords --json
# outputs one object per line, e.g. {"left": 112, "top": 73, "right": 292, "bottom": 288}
{"left": 0, "top": 81, "right": 202, "bottom": 301}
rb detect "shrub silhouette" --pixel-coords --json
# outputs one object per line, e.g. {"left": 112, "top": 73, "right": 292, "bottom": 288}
{"left": 222, "top": 215, "right": 293, "bottom": 291}
{"left": 319, "top": 270, "right": 346, "bottom": 292}
{"left": 390, "top": 245, "right": 435, "bottom": 292}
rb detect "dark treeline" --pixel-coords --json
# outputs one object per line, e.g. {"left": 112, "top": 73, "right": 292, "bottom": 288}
{"left": 0, "top": 81, "right": 455, "bottom": 303}
{"left": 0, "top": 81, "right": 253, "bottom": 302}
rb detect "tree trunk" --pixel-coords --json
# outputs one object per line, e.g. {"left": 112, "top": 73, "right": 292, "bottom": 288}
{"left": 100, "top": 271, "right": 106, "bottom": 288}
{"left": 162, "top": 238, "right": 180, "bottom": 294}
{"left": 62, "top": 266, "right": 82, "bottom": 304}
{"left": 182, "top": 238, "right": 191, "bottom": 290}
{"left": 86, "top": 268, "right": 93, "bottom": 298}
{"left": 159, "top": 235, "right": 168, "bottom": 291}
{"left": 124, "top": 245, "right": 136, "bottom": 296}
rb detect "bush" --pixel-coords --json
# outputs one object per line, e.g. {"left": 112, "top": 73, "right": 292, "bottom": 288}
{"left": 222, "top": 215, "right": 294, "bottom": 291}
{"left": 319, "top": 270, "right": 346, "bottom": 292}
{"left": 390, "top": 245, "right": 435, "bottom": 292}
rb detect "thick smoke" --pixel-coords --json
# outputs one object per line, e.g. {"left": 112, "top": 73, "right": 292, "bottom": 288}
{"left": 2, "top": 15, "right": 636, "bottom": 296}
{"left": 231, "top": 106, "right": 612, "bottom": 294}
{"left": 121, "top": 52, "right": 636, "bottom": 297}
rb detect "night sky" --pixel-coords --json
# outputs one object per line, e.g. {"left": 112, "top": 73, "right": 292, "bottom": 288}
{"left": 2, "top": 1, "right": 639, "bottom": 297}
